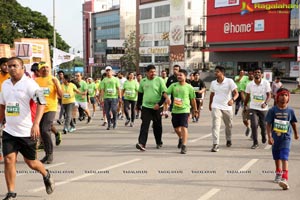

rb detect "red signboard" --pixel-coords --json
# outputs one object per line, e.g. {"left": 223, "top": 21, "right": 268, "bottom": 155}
{"left": 207, "top": 0, "right": 291, "bottom": 43}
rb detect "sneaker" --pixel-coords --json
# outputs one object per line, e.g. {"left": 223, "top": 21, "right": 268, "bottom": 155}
{"left": 113, "top": 123, "right": 117, "bottom": 129}
{"left": 279, "top": 178, "right": 289, "bottom": 190}
{"left": 192, "top": 117, "right": 196, "bottom": 122}
{"left": 136, "top": 143, "right": 146, "bottom": 151}
{"left": 55, "top": 132, "right": 62, "bottom": 146}
{"left": 226, "top": 140, "right": 232, "bottom": 147}
{"left": 262, "top": 136, "right": 267, "bottom": 144}
{"left": 245, "top": 127, "right": 251, "bottom": 137}
{"left": 69, "top": 127, "right": 76, "bottom": 133}
{"left": 156, "top": 142, "right": 163, "bottom": 149}
{"left": 2, "top": 192, "right": 17, "bottom": 200}
{"left": 56, "top": 119, "right": 62, "bottom": 125}
{"left": 106, "top": 124, "right": 111, "bottom": 130}
{"left": 125, "top": 119, "right": 130, "bottom": 126}
{"left": 87, "top": 116, "right": 92, "bottom": 124}
{"left": 43, "top": 169, "right": 54, "bottom": 194}
{"left": 102, "top": 122, "right": 107, "bottom": 126}
{"left": 63, "top": 129, "right": 67, "bottom": 134}
{"left": 177, "top": 138, "right": 183, "bottom": 149}
{"left": 180, "top": 145, "right": 187, "bottom": 154}
{"left": 274, "top": 173, "right": 282, "bottom": 183}
{"left": 92, "top": 112, "right": 95, "bottom": 117}
{"left": 130, "top": 122, "right": 134, "bottom": 127}
{"left": 40, "top": 154, "right": 53, "bottom": 164}
{"left": 251, "top": 143, "right": 259, "bottom": 149}
{"left": 211, "top": 144, "right": 219, "bottom": 152}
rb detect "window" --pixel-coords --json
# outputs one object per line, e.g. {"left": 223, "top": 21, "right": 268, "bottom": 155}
{"left": 187, "top": 17, "right": 191, "bottom": 26}
{"left": 140, "top": 23, "right": 152, "bottom": 34}
{"left": 140, "top": 41, "right": 152, "bottom": 47}
{"left": 187, "top": 50, "right": 191, "bottom": 58}
{"left": 188, "top": 1, "right": 192, "bottom": 9}
{"left": 140, "top": 8, "right": 152, "bottom": 20}
{"left": 155, "top": 5, "right": 170, "bottom": 18}
{"left": 140, "top": 56, "right": 152, "bottom": 63}
{"left": 154, "top": 40, "right": 170, "bottom": 46}
{"left": 154, "top": 21, "right": 170, "bottom": 33}
{"left": 155, "top": 56, "right": 169, "bottom": 63}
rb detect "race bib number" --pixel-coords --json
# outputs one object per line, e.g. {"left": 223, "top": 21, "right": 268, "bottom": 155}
{"left": 6, "top": 102, "right": 20, "bottom": 116}
{"left": 88, "top": 89, "right": 94, "bottom": 94}
{"left": 193, "top": 87, "right": 200, "bottom": 92}
{"left": 273, "top": 119, "right": 289, "bottom": 135}
{"left": 42, "top": 87, "right": 50, "bottom": 97}
{"left": 253, "top": 95, "right": 264, "bottom": 103}
{"left": 63, "top": 93, "right": 71, "bottom": 99}
{"left": 106, "top": 88, "right": 115, "bottom": 95}
{"left": 174, "top": 97, "right": 183, "bottom": 107}
{"left": 125, "top": 90, "right": 134, "bottom": 97}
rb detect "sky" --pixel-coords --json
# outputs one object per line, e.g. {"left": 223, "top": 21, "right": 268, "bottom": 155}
{"left": 17, "top": 0, "right": 83, "bottom": 54}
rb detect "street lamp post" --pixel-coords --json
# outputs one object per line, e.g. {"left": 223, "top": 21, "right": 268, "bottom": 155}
{"left": 83, "top": 11, "right": 93, "bottom": 77}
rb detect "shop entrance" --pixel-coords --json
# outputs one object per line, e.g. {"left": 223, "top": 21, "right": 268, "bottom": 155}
{"left": 237, "top": 62, "right": 258, "bottom": 71}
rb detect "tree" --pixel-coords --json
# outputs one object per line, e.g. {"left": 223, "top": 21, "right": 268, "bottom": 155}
{"left": 0, "top": 0, "right": 70, "bottom": 51}
{"left": 120, "top": 31, "right": 140, "bottom": 73}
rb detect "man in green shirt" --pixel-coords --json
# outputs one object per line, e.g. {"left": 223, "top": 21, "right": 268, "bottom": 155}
{"left": 234, "top": 69, "right": 248, "bottom": 115}
{"left": 100, "top": 66, "right": 121, "bottom": 130}
{"left": 75, "top": 72, "right": 91, "bottom": 123}
{"left": 87, "top": 78, "right": 97, "bottom": 117}
{"left": 163, "top": 69, "right": 198, "bottom": 154}
{"left": 136, "top": 65, "right": 167, "bottom": 151}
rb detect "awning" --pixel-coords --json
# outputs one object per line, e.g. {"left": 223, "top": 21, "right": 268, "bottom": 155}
{"left": 203, "top": 46, "right": 289, "bottom": 52}
{"left": 271, "top": 54, "right": 295, "bottom": 58}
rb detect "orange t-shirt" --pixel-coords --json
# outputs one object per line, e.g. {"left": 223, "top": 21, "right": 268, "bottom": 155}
{"left": 0, "top": 73, "right": 10, "bottom": 92}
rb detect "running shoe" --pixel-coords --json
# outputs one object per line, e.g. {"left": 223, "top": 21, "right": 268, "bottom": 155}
{"left": 113, "top": 123, "right": 117, "bottom": 129}
{"left": 55, "top": 132, "right": 62, "bottom": 146}
{"left": 87, "top": 116, "right": 92, "bottom": 124}
{"left": 63, "top": 129, "right": 67, "bottom": 134}
{"left": 56, "top": 119, "right": 62, "bottom": 125}
{"left": 274, "top": 173, "right": 282, "bottom": 183}
{"left": 102, "top": 122, "right": 107, "bottom": 126}
{"left": 130, "top": 122, "right": 134, "bottom": 127}
{"left": 262, "top": 136, "right": 267, "bottom": 144}
{"left": 226, "top": 140, "right": 232, "bottom": 147}
{"left": 43, "top": 169, "right": 55, "bottom": 194}
{"left": 279, "top": 178, "right": 289, "bottom": 190}
{"left": 180, "top": 145, "right": 187, "bottom": 154}
{"left": 136, "top": 143, "right": 146, "bottom": 151}
{"left": 156, "top": 142, "right": 163, "bottom": 149}
{"left": 211, "top": 144, "right": 219, "bottom": 152}
{"left": 251, "top": 143, "right": 259, "bottom": 149}
{"left": 177, "top": 138, "right": 183, "bottom": 149}
{"left": 125, "top": 119, "right": 130, "bottom": 126}
{"left": 69, "top": 127, "right": 76, "bottom": 133}
{"left": 2, "top": 192, "right": 17, "bottom": 200}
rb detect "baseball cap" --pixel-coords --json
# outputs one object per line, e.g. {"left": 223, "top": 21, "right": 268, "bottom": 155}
{"left": 105, "top": 66, "right": 112, "bottom": 71}
{"left": 38, "top": 61, "right": 49, "bottom": 70}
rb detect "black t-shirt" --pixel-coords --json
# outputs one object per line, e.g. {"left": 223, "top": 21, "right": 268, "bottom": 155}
{"left": 190, "top": 79, "right": 206, "bottom": 98}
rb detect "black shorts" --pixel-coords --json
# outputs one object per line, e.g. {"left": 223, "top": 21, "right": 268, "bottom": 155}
{"left": 2, "top": 131, "right": 37, "bottom": 160}
{"left": 89, "top": 97, "right": 96, "bottom": 104}
{"left": 171, "top": 113, "right": 189, "bottom": 128}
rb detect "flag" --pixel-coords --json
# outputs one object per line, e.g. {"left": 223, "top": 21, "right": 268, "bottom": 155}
{"left": 53, "top": 47, "right": 75, "bottom": 67}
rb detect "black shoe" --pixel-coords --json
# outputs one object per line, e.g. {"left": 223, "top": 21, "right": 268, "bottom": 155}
{"left": 177, "top": 138, "right": 183, "bottom": 149}
{"left": 56, "top": 119, "right": 62, "bottom": 125}
{"left": 87, "top": 116, "right": 91, "bottom": 124}
{"left": 43, "top": 169, "right": 54, "bottom": 194}
{"left": 262, "top": 136, "right": 267, "bottom": 144}
{"left": 156, "top": 142, "right": 163, "bottom": 149}
{"left": 125, "top": 119, "right": 130, "bottom": 126}
{"left": 251, "top": 143, "right": 259, "bottom": 149}
{"left": 180, "top": 145, "right": 187, "bottom": 154}
{"left": 136, "top": 143, "right": 146, "bottom": 151}
{"left": 40, "top": 154, "right": 53, "bottom": 164}
{"left": 226, "top": 140, "right": 232, "bottom": 147}
{"left": 3, "top": 192, "right": 17, "bottom": 200}
{"left": 113, "top": 123, "right": 117, "bottom": 129}
{"left": 55, "top": 132, "right": 62, "bottom": 146}
{"left": 211, "top": 144, "right": 219, "bottom": 152}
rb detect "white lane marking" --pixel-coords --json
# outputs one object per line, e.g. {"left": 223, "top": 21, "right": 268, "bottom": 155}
{"left": 198, "top": 188, "right": 221, "bottom": 200}
{"left": 190, "top": 129, "right": 224, "bottom": 143}
{"left": 264, "top": 145, "right": 272, "bottom": 150}
{"left": 239, "top": 159, "right": 258, "bottom": 171}
{"left": 30, "top": 158, "right": 141, "bottom": 193}
{"left": 17, "top": 162, "right": 66, "bottom": 177}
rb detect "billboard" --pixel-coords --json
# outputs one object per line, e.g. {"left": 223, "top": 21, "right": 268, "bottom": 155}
{"left": 207, "top": 0, "right": 290, "bottom": 43}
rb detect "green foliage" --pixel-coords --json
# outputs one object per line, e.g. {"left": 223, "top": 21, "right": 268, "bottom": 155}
{"left": 120, "top": 31, "right": 139, "bottom": 73}
{"left": 0, "top": 0, "right": 70, "bottom": 51}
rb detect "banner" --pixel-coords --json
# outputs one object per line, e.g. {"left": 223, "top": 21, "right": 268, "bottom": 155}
{"left": 53, "top": 47, "right": 75, "bottom": 67}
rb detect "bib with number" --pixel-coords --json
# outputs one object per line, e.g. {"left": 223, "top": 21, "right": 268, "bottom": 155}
{"left": 125, "top": 90, "right": 134, "bottom": 97}
{"left": 273, "top": 119, "right": 289, "bottom": 135}
{"left": 42, "top": 87, "right": 50, "bottom": 97}
{"left": 174, "top": 97, "right": 183, "bottom": 107}
{"left": 63, "top": 93, "right": 71, "bottom": 99}
{"left": 253, "top": 95, "right": 264, "bottom": 103}
{"left": 193, "top": 87, "right": 200, "bottom": 92}
{"left": 6, "top": 102, "right": 20, "bottom": 116}
{"left": 106, "top": 88, "right": 115, "bottom": 95}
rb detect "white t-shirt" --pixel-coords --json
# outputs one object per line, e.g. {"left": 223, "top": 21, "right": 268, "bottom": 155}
{"left": 119, "top": 77, "right": 127, "bottom": 90}
{"left": 0, "top": 75, "right": 40, "bottom": 137}
{"left": 210, "top": 77, "right": 237, "bottom": 110}
{"left": 245, "top": 79, "right": 271, "bottom": 111}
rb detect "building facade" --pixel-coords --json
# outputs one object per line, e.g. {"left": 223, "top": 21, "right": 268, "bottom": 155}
{"left": 206, "top": 0, "right": 299, "bottom": 79}
{"left": 137, "top": 0, "right": 208, "bottom": 74}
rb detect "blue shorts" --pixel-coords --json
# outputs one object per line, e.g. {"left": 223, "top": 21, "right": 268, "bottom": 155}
{"left": 272, "top": 148, "right": 290, "bottom": 161}
{"left": 171, "top": 113, "right": 189, "bottom": 128}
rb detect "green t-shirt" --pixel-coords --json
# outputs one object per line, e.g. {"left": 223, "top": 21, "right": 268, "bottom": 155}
{"left": 75, "top": 80, "right": 88, "bottom": 102}
{"left": 166, "top": 82, "right": 196, "bottom": 114}
{"left": 139, "top": 76, "right": 167, "bottom": 109}
{"left": 123, "top": 80, "right": 139, "bottom": 101}
{"left": 235, "top": 75, "right": 249, "bottom": 92}
{"left": 100, "top": 77, "right": 120, "bottom": 99}
{"left": 162, "top": 77, "right": 168, "bottom": 84}
{"left": 87, "top": 82, "right": 96, "bottom": 96}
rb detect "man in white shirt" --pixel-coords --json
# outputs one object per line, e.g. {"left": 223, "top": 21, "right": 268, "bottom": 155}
{"left": 244, "top": 67, "right": 271, "bottom": 149}
{"left": 209, "top": 66, "right": 239, "bottom": 152}
{"left": 0, "top": 57, "right": 54, "bottom": 199}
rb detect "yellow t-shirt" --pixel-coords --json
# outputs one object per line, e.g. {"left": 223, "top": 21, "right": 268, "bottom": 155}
{"left": 0, "top": 73, "right": 10, "bottom": 92}
{"left": 61, "top": 82, "right": 77, "bottom": 104}
{"left": 35, "top": 76, "right": 60, "bottom": 113}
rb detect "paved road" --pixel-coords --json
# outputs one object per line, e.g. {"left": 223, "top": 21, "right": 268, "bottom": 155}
{"left": 0, "top": 90, "right": 300, "bottom": 200}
